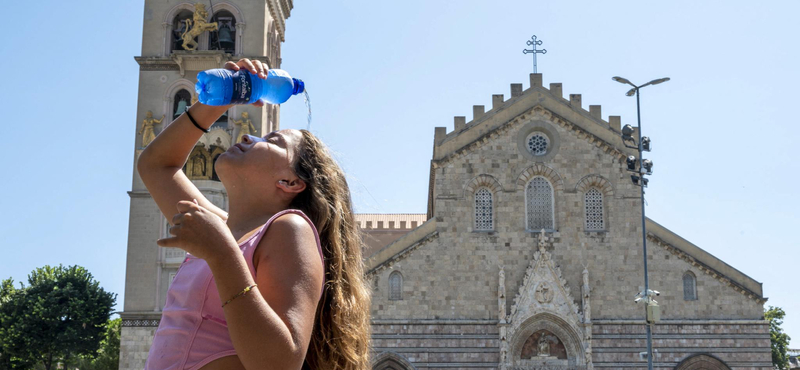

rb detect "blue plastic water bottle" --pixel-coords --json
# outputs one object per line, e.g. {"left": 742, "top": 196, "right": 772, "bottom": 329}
{"left": 195, "top": 68, "right": 305, "bottom": 106}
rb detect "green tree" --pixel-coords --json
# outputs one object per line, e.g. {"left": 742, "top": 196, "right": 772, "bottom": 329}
{"left": 765, "top": 306, "right": 791, "bottom": 370}
{"left": 72, "top": 318, "right": 121, "bottom": 370}
{"left": 0, "top": 278, "right": 38, "bottom": 369}
{"left": 0, "top": 265, "right": 116, "bottom": 370}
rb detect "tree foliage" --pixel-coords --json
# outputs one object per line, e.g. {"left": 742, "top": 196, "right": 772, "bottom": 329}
{"left": 0, "top": 265, "right": 117, "bottom": 370}
{"left": 765, "top": 306, "right": 791, "bottom": 370}
{"left": 71, "top": 318, "right": 121, "bottom": 370}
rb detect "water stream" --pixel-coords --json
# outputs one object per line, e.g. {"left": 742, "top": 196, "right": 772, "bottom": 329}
{"left": 303, "top": 90, "right": 312, "bottom": 130}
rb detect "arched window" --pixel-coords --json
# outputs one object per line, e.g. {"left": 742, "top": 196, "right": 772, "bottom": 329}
{"left": 683, "top": 272, "right": 697, "bottom": 301}
{"left": 389, "top": 271, "right": 402, "bottom": 301}
{"left": 526, "top": 177, "right": 554, "bottom": 230}
{"left": 585, "top": 188, "right": 604, "bottom": 231}
{"left": 173, "top": 89, "right": 192, "bottom": 120}
{"left": 475, "top": 188, "right": 493, "bottom": 231}
{"left": 208, "top": 11, "right": 236, "bottom": 54}
{"left": 171, "top": 10, "right": 196, "bottom": 53}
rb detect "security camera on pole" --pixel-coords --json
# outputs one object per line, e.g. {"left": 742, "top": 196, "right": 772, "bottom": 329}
{"left": 612, "top": 75, "right": 670, "bottom": 370}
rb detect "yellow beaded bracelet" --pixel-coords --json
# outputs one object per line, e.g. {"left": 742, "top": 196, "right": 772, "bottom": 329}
{"left": 222, "top": 284, "right": 258, "bottom": 308}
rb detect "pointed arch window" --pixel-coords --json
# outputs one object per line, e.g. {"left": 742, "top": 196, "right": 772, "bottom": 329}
{"left": 526, "top": 177, "right": 554, "bottom": 230}
{"left": 683, "top": 272, "right": 697, "bottom": 301}
{"left": 173, "top": 89, "right": 192, "bottom": 120}
{"left": 208, "top": 10, "right": 236, "bottom": 54}
{"left": 389, "top": 271, "right": 402, "bottom": 301}
{"left": 475, "top": 187, "right": 493, "bottom": 231}
{"left": 585, "top": 188, "right": 605, "bottom": 231}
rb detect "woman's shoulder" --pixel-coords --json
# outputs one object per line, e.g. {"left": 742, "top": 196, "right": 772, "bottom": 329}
{"left": 254, "top": 210, "right": 323, "bottom": 278}
{"left": 252, "top": 209, "right": 318, "bottom": 255}
{"left": 268, "top": 209, "right": 315, "bottom": 232}
{"left": 267, "top": 211, "right": 315, "bottom": 237}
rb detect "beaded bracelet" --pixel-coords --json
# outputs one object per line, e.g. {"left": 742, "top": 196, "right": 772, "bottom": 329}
{"left": 222, "top": 284, "right": 258, "bottom": 308}
{"left": 185, "top": 107, "right": 210, "bottom": 133}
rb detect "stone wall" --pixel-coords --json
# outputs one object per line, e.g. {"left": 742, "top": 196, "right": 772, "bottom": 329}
{"left": 591, "top": 322, "right": 772, "bottom": 369}
{"left": 369, "top": 321, "right": 771, "bottom": 369}
{"left": 120, "top": 324, "right": 158, "bottom": 370}
{"left": 371, "top": 322, "right": 499, "bottom": 369}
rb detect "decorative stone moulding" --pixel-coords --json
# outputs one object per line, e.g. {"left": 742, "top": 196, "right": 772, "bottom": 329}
{"left": 575, "top": 174, "right": 614, "bottom": 197}
{"left": 515, "top": 163, "right": 564, "bottom": 192}
{"left": 463, "top": 174, "right": 504, "bottom": 199}
{"left": 121, "top": 319, "right": 160, "bottom": 327}
{"left": 171, "top": 50, "right": 226, "bottom": 77}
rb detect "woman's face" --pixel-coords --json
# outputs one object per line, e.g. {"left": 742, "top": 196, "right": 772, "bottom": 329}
{"left": 215, "top": 129, "right": 304, "bottom": 191}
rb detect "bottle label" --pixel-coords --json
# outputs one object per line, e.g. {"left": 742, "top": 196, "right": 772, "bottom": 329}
{"left": 231, "top": 71, "right": 252, "bottom": 104}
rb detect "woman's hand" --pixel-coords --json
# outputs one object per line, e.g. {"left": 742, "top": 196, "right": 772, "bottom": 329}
{"left": 157, "top": 200, "right": 238, "bottom": 262}
{"left": 223, "top": 58, "right": 269, "bottom": 107}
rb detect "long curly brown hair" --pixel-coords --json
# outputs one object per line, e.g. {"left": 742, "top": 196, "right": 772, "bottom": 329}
{"left": 289, "top": 130, "right": 372, "bottom": 370}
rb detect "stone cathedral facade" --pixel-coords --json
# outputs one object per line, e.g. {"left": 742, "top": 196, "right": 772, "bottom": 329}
{"left": 120, "top": 1, "right": 293, "bottom": 368}
{"left": 122, "top": 2, "right": 773, "bottom": 370}
{"left": 361, "top": 78, "right": 773, "bottom": 369}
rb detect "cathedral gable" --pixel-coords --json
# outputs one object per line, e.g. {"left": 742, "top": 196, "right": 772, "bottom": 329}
{"left": 426, "top": 79, "right": 638, "bottom": 219}
{"left": 431, "top": 75, "right": 636, "bottom": 168}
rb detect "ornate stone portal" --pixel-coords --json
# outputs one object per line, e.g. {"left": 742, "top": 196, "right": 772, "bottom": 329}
{"left": 499, "top": 232, "right": 590, "bottom": 370}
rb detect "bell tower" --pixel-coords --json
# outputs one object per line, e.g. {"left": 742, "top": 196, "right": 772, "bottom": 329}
{"left": 119, "top": 1, "right": 294, "bottom": 368}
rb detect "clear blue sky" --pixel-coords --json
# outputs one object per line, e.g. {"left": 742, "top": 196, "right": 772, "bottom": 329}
{"left": 1, "top": 0, "right": 798, "bottom": 345}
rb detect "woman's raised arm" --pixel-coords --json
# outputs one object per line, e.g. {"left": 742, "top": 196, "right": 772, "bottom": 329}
{"left": 137, "top": 58, "right": 269, "bottom": 224}
{"left": 137, "top": 103, "right": 231, "bottom": 223}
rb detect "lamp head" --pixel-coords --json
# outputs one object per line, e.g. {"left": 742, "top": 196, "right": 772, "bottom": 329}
{"left": 642, "top": 159, "right": 653, "bottom": 175}
{"left": 648, "top": 77, "right": 670, "bottom": 86}
{"left": 631, "top": 175, "right": 649, "bottom": 188}
{"left": 621, "top": 124, "right": 636, "bottom": 143}
{"left": 626, "top": 156, "right": 638, "bottom": 172}
{"left": 641, "top": 136, "right": 651, "bottom": 152}
{"left": 612, "top": 76, "right": 634, "bottom": 86}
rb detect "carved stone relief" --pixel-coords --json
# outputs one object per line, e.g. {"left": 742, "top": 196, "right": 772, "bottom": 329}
{"left": 536, "top": 282, "right": 554, "bottom": 303}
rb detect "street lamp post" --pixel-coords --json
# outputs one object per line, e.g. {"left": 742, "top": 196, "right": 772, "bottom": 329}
{"left": 613, "top": 75, "right": 669, "bottom": 370}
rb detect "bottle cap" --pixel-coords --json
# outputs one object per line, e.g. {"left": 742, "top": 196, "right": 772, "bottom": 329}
{"left": 292, "top": 78, "right": 305, "bottom": 95}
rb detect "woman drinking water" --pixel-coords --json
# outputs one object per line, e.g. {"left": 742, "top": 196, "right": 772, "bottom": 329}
{"left": 138, "top": 58, "right": 371, "bottom": 370}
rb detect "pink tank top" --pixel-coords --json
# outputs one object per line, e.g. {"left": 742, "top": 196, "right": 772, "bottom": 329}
{"left": 144, "top": 209, "right": 325, "bottom": 370}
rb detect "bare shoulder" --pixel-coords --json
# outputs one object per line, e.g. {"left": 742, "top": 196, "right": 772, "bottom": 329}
{"left": 269, "top": 212, "right": 315, "bottom": 237}
{"left": 252, "top": 212, "right": 323, "bottom": 356}
{"left": 254, "top": 212, "right": 321, "bottom": 278}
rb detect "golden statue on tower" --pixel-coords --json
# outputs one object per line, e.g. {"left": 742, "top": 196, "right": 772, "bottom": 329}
{"left": 180, "top": 3, "right": 218, "bottom": 51}
{"left": 232, "top": 112, "right": 256, "bottom": 143}
{"left": 139, "top": 111, "right": 164, "bottom": 147}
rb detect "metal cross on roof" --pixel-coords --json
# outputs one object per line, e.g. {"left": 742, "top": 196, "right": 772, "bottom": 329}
{"left": 522, "top": 35, "right": 547, "bottom": 73}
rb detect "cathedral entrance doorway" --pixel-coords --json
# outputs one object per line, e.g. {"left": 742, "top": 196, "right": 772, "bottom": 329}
{"left": 674, "top": 354, "right": 732, "bottom": 370}
{"left": 506, "top": 313, "right": 587, "bottom": 369}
